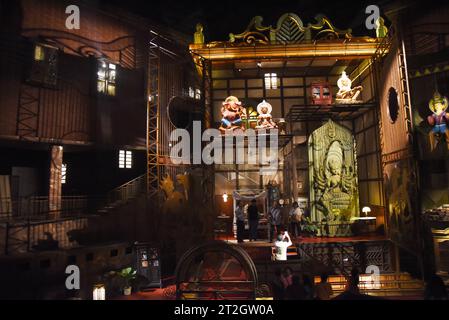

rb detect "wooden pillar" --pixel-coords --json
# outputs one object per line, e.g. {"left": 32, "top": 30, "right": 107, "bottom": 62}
{"left": 394, "top": 243, "right": 401, "bottom": 274}
{"left": 49, "top": 145, "right": 63, "bottom": 218}
{"left": 291, "top": 145, "right": 298, "bottom": 202}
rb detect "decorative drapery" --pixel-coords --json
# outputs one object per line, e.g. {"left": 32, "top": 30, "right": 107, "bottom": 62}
{"left": 232, "top": 190, "right": 266, "bottom": 201}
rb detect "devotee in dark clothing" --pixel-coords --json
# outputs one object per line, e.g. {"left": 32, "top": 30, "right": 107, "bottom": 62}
{"left": 269, "top": 201, "right": 282, "bottom": 242}
{"left": 302, "top": 274, "right": 315, "bottom": 300}
{"left": 315, "top": 273, "right": 334, "bottom": 300}
{"left": 333, "top": 267, "right": 382, "bottom": 300}
{"left": 271, "top": 269, "right": 285, "bottom": 300}
{"left": 285, "top": 275, "right": 306, "bottom": 300}
{"left": 235, "top": 200, "right": 245, "bottom": 243}
{"left": 424, "top": 274, "right": 448, "bottom": 300}
{"left": 248, "top": 199, "right": 259, "bottom": 241}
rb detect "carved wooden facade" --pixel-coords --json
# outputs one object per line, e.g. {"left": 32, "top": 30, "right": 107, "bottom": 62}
{"left": 0, "top": 0, "right": 148, "bottom": 147}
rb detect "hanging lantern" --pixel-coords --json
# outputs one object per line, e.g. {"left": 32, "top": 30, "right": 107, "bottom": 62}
{"left": 93, "top": 284, "right": 106, "bottom": 300}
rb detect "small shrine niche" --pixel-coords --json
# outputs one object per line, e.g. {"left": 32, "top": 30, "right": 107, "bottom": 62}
{"left": 311, "top": 82, "right": 332, "bottom": 105}
{"left": 244, "top": 106, "right": 259, "bottom": 129}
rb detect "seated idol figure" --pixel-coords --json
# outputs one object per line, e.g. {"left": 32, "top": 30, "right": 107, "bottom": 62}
{"left": 335, "top": 71, "right": 363, "bottom": 104}
{"left": 255, "top": 100, "right": 277, "bottom": 130}
{"left": 427, "top": 91, "right": 449, "bottom": 151}
{"left": 219, "top": 96, "right": 246, "bottom": 133}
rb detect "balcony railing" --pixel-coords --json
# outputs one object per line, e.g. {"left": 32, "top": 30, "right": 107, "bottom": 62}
{"left": 0, "top": 196, "right": 91, "bottom": 221}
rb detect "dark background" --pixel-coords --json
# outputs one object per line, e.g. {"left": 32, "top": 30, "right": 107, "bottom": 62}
{"left": 97, "top": 0, "right": 397, "bottom": 40}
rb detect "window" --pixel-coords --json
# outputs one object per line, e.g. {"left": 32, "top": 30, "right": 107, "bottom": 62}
{"left": 97, "top": 60, "right": 116, "bottom": 96}
{"left": 61, "top": 163, "right": 67, "bottom": 184}
{"left": 28, "top": 44, "right": 58, "bottom": 86}
{"left": 264, "top": 73, "right": 278, "bottom": 90}
{"left": 195, "top": 88, "right": 201, "bottom": 100}
{"left": 188, "top": 87, "right": 195, "bottom": 98}
{"left": 86, "top": 253, "right": 94, "bottom": 262}
{"left": 119, "top": 150, "right": 132, "bottom": 169}
{"left": 187, "top": 87, "right": 201, "bottom": 100}
{"left": 110, "top": 249, "right": 119, "bottom": 257}
{"left": 387, "top": 87, "right": 399, "bottom": 124}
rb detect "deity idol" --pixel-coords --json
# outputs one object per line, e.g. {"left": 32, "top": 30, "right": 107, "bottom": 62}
{"left": 194, "top": 23, "right": 205, "bottom": 45}
{"left": 255, "top": 100, "right": 277, "bottom": 130}
{"left": 335, "top": 71, "right": 363, "bottom": 104}
{"left": 427, "top": 91, "right": 449, "bottom": 151}
{"left": 219, "top": 96, "right": 247, "bottom": 133}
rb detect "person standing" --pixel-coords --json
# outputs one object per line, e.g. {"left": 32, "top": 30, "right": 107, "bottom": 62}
{"left": 288, "top": 202, "right": 303, "bottom": 238}
{"left": 274, "top": 231, "right": 292, "bottom": 261}
{"left": 269, "top": 201, "right": 282, "bottom": 242}
{"left": 285, "top": 275, "right": 306, "bottom": 300}
{"left": 235, "top": 200, "right": 245, "bottom": 243}
{"left": 247, "top": 199, "right": 259, "bottom": 241}
{"left": 315, "top": 273, "right": 334, "bottom": 300}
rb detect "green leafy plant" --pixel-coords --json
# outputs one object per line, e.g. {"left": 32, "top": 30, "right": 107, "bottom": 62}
{"left": 117, "top": 267, "right": 137, "bottom": 288}
{"left": 302, "top": 217, "right": 319, "bottom": 235}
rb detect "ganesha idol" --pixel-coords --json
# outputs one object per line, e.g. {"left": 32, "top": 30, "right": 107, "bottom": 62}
{"left": 219, "top": 96, "right": 247, "bottom": 133}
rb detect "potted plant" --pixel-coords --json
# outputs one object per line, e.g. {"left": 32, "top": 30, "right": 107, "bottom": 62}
{"left": 117, "top": 267, "right": 137, "bottom": 296}
{"left": 302, "top": 217, "right": 319, "bottom": 237}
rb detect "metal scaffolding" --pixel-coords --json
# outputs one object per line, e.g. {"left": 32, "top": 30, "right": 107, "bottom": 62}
{"left": 147, "top": 40, "right": 161, "bottom": 203}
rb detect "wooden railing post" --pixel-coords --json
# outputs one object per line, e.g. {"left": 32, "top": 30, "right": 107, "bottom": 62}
{"left": 27, "top": 218, "right": 31, "bottom": 251}
{"left": 4, "top": 222, "right": 9, "bottom": 255}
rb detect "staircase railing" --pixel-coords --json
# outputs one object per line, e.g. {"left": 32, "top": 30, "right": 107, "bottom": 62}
{"left": 97, "top": 174, "right": 147, "bottom": 212}
{"left": 0, "top": 174, "right": 148, "bottom": 221}
{"left": 297, "top": 242, "right": 364, "bottom": 277}
{"left": 297, "top": 243, "right": 350, "bottom": 277}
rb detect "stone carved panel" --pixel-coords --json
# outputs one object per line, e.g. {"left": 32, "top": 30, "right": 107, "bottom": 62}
{"left": 308, "top": 120, "right": 359, "bottom": 226}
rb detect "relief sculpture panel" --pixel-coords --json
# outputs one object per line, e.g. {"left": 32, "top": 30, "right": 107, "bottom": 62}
{"left": 308, "top": 120, "right": 359, "bottom": 234}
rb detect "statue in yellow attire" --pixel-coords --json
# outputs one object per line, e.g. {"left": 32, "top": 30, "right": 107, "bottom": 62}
{"left": 375, "top": 17, "right": 388, "bottom": 38}
{"left": 194, "top": 23, "right": 205, "bottom": 45}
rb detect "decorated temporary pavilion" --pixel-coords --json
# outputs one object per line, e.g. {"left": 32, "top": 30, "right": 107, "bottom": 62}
{"left": 190, "top": 13, "right": 388, "bottom": 235}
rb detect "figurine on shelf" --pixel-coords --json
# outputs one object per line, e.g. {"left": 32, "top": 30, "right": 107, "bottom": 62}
{"left": 219, "top": 96, "right": 247, "bottom": 133}
{"left": 194, "top": 23, "right": 205, "bottom": 45}
{"left": 427, "top": 91, "right": 449, "bottom": 151}
{"left": 375, "top": 17, "right": 388, "bottom": 38}
{"left": 335, "top": 71, "right": 363, "bottom": 104}
{"left": 255, "top": 100, "right": 277, "bottom": 130}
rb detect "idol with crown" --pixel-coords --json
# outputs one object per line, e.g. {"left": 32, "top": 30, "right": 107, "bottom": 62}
{"left": 255, "top": 100, "right": 277, "bottom": 130}
{"left": 427, "top": 91, "right": 449, "bottom": 151}
{"left": 219, "top": 96, "right": 247, "bottom": 133}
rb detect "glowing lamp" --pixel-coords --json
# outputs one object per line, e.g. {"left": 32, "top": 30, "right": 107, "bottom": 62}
{"left": 93, "top": 284, "right": 106, "bottom": 300}
{"left": 222, "top": 193, "right": 228, "bottom": 203}
{"left": 362, "top": 206, "right": 371, "bottom": 217}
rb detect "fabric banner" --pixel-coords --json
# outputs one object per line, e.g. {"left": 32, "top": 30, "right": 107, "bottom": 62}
{"left": 232, "top": 190, "right": 266, "bottom": 201}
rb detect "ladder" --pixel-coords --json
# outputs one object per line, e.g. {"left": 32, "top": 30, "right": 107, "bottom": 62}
{"left": 397, "top": 40, "right": 414, "bottom": 143}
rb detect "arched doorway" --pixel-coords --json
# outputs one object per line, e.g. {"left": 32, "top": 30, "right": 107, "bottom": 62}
{"left": 175, "top": 241, "right": 258, "bottom": 300}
